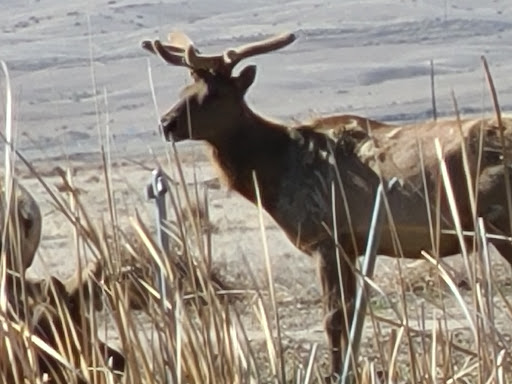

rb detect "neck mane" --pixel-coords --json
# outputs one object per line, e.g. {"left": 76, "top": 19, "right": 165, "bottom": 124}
{"left": 207, "top": 101, "right": 291, "bottom": 210}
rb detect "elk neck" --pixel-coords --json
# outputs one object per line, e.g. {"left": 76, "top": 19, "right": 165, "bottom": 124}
{"left": 207, "top": 102, "right": 291, "bottom": 211}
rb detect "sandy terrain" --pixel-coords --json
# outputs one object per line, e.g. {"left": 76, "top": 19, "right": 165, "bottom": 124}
{"left": 3, "top": 0, "right": 512, "bottom": 376}
{"left": 2, "top": 0, "right": 512, "bottom": 160}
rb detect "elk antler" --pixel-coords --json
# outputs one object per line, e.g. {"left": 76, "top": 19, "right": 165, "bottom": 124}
{"left": 142, "top": 31, "right": 296, "bottom": 75}
{"left": 141, "top": 31, "right": 195, "bottom": 67}
{"left": 141, "top": 42, "right": 188, "bottom": 67}
{"left": 167, "top": 31, "right": 194, "bottom": 51}
{"left": 223, "top": 32, "right": 296, "bottom": 67}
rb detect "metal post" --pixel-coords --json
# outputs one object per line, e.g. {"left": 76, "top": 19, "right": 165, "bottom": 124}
{"left": 341, "top": 179, "right": 395, "bottom": 383}
{"left": 145, "top": 167, "right": 169, "bottom": 307}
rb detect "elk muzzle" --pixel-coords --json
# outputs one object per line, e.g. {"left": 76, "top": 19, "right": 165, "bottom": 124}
{"left": 160, "top": 112, "right": 192, "bottom": 142}
{"left": 160, "top": 114, "right": 178, "bottom": 142}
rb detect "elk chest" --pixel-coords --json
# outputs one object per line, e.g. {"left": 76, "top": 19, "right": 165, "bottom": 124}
{"left": 270, "top": 132, "right": 379, "bottom": 250}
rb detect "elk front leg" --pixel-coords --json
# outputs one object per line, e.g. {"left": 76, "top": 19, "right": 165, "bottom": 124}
{"left": 316, "top": 244, "right": 356, "bottom": 380}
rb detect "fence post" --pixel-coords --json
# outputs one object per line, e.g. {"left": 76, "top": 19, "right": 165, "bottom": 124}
{"left": 145, "top": 167, "right": 170, "bottom": 307}
{"left": 341, "top": 178, "right": 396, "bottom": 383}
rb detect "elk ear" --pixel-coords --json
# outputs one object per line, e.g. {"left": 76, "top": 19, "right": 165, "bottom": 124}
{"left": 235, "top": 65, "right": 257, "bottom": 93}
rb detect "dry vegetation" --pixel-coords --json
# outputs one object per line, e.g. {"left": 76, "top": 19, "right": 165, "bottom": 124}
{"left": 2, "top": 45, "right": 512, "bottom": 384}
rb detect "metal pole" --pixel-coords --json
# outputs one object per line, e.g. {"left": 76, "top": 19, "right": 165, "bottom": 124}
{"left": 341, "top": 179, "right": 394, "bottom": 382}
{"left": 145, "top": 167, "right": 169, "bottom": 307}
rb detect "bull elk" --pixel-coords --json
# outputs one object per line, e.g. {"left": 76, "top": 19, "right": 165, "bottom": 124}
{"left": 142, "top": 31, "right": 512, "bottom": 379}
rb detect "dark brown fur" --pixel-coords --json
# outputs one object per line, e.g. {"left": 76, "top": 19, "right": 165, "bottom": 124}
{"left": 1, "top": 182, "right": 42, "bottom": 272}
{"left": 146, "top": 36, "right": 512, "bottom": 377}
{"left": 1, "top": 183, "right": 125, "bottom": 381}
{"left": 4, "top": 261, "right": 125, "bottom": 382}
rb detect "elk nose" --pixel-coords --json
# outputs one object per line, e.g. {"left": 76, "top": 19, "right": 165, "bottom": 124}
{"left": 159, "top": 115, "right": 175, "bottom": 141}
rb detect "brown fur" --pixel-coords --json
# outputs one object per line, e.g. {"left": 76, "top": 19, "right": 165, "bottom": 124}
{"left": 1, "top": 183, "right": 125, "bottom": 381}
{"left": 145, "top": 33, "right": 512, "bottom": 377}
{"left": 4, "top": 261, "right": 125, "bottom": 382}
{"left": 1, "top": 182, "right": 42, "bottom": 272}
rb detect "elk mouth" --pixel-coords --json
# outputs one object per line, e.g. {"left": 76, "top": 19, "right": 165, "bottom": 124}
{"left": 160, "top": 118, "right": 187, "bottom": 142}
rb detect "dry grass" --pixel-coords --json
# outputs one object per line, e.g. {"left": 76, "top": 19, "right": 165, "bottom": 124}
{"left": 2, "top": 55, "right": 512, "bottom": 384}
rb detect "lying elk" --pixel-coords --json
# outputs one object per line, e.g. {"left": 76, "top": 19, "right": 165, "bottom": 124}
{"left": 1, "top": 181, "right": 42, "bottom": 272}
{"left": 142, "top": 31, "right": 512, "bottom": 378}
{"left": 5, "top": 261, "right": 126, "bottom": 382}
{"left": 1, "top": 182, "right": 125, "bottom": 381}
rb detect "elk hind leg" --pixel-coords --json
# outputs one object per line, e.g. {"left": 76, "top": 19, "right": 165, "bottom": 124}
{"left": 316, "top": 243, "right": 356, "bottom": 377}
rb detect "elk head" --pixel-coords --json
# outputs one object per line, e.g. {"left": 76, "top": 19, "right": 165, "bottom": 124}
{"left": 142, "top": 31, "right": 296, "bottom": 143}
{"left": 1, "top": 182, "right": 42, "bottom": 272}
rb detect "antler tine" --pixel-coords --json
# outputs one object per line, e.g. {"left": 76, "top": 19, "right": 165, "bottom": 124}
{"left": 168, "top": 31, "right": 194, "bottom": 51}
{"left": 185, "top": 46, "right": 227, "bottom": 73}
{"left": 141, "top": 31, "right": 197, "bottom": 67}
{"left": 141, "top": 39, "right": 190, "bottom": 67}
{"left": 141, "top": 40, "right": 157, "bottom": 54}
{"left": 154, "top": 41, "right": 190, "bottom": 66}
{"left": 224, "top": 32, "right": 296, "bottom": 69}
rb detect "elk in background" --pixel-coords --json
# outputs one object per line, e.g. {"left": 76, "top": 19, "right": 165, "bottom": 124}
{"left": 0, "top": 182, "right": 125, "bottom": 382}
{"left": 142, "top": 31, "right": 512, "bottom": 379}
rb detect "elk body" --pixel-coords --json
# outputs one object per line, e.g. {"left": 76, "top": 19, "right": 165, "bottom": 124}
{"left": 1, "top": 182, "right": 125, "bottom": 381}
{"left": 143, "top": 31, "right": 512, "bottom": 378}
{"left": 5, "top": 261, "right": 126, "bottom": 382}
